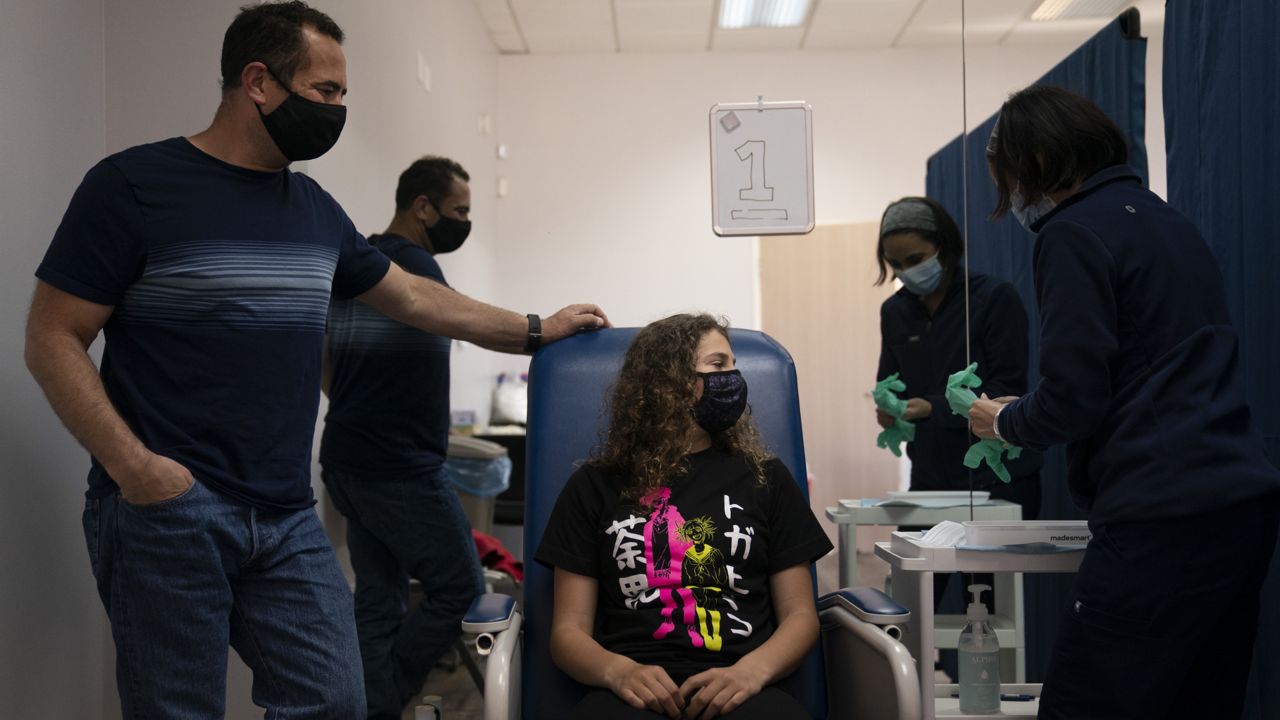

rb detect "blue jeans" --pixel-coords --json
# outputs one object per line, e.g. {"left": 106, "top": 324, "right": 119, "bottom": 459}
{"left": 322, "top": 467, "right": 485, "bottom": 720}
{"left": 83, "top": 479, "right": 364, "bottom": 719}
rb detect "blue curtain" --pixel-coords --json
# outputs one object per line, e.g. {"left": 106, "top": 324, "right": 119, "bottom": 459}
{"left": 924, "top": 12, "right": 1147, "bottom": 683}
{"left": 1164, "top": 1, "right": 1280, "bottom": 716}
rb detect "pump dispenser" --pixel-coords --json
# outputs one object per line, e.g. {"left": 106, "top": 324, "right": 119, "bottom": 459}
{"left": 958, "top": 583, "right": 1000, "bottom": 714}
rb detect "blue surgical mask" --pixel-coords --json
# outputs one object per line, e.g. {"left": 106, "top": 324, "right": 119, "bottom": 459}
{"left": 896, "top": 254, "right": 944, "bottom": 296}
{"left": 1010, "top": 190, "right": 1057, "bottom": 232}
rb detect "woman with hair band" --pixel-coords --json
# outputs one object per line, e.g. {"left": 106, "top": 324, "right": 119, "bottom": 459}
{"left": 536, "top": 314, "right": 833, "bottom": 719}
{"left": 875, "top": 196, "right": 1042, "bottom": 509}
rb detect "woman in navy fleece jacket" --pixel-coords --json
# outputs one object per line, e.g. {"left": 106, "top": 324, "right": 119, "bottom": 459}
{"left": 971, "top": 85, "right": 1280, "bottom": 720}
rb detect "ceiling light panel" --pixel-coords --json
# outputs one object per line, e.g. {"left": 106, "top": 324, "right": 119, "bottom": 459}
{"left": 1002, "top": 17, "right": 1109, "bottom": 46}
{"left": 1032, "top": 0, "right": 1131, "bottom": 21}
{"left": 711, "top": 25, "right": 807, "bottom": 50}
{"left": 718, "top": 0, "right": 814, "bottom": 29}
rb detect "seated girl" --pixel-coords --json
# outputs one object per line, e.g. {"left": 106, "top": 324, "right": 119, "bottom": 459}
{"left": 535, "top": 313, "right": 833, "bottom": 720}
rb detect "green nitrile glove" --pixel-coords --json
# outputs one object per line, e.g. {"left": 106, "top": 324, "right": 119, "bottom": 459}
{"left": 873, "top": 373, "right": 913, "bottom": 456}
{"left": 945, "top": 362, "right": 983, "bottom": 418}
{"left": 877, "top": 419, "right": 916, "bottom": 458}
{"left": 873, "top": 372, "right": 909, "bottom": 419}
{"left": 963, "top": 439, "right": 1025, "bottom": 484}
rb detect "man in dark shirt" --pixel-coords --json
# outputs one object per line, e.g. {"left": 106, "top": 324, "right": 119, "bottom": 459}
{"left": 23, "top": 4, "right": 607, "bottom": 718}
{"left": 321, "top": 156, "right": 526, "bottom": 719}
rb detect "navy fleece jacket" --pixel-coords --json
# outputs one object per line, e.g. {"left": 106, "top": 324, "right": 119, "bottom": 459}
{"left": 998, "top": 166, "right": 1280, "bottom": 525}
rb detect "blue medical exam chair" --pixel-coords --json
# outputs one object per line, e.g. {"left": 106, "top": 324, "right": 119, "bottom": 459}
{"left": 462, "top": 328, "right": 920, "bottom": 719}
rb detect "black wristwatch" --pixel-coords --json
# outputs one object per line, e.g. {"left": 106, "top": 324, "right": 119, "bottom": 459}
{"left": 524, "top": 313, "right": 542, "bottom": 353}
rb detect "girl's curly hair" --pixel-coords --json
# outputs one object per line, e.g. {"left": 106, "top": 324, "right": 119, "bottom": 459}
{"left": 589, "top": 313, "right": 772, "bottom": 499}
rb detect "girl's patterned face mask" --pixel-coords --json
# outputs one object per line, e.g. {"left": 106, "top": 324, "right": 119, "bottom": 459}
{"left": 693, "top": 370, "right": 748, "bottom": 434}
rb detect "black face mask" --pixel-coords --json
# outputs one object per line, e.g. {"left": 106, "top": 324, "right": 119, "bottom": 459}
{"left": 425, "top": 212, "right": 472, "bottom": 254}
{"left": 257, "top": 71, "right": 346, "bottom": 162}
{"left": 693, "top": 369, "right": 748, "bottom": 434}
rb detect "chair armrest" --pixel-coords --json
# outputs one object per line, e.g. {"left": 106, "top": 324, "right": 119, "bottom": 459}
{"left": 819, "top": 587, "right": 910, "bottom": 626}
{"left": 463, "top": 593, "right": 518, "bottom": 634}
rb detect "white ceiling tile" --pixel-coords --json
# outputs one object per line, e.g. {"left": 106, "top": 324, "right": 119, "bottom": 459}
{"left": 474, "top": 0, "right": 519, "bottom": 36}
{"left": 1007, "top": 0, "right": 1162, "bottom": 45}
{"left": 897, "top": 0, "right": 1038, "bottom": 48}
{"left": 621, "top": 33, "right": 709, "bottom": 52}
{"left": 1030, "top": 0, "right": 1129, "bottom": 21}
{"left": 470, "top": 0, "right": 1103, "bottom": 54}
{"left": 894, "top": 0, "right": 964, "bottom": 47}
{"left": 711, "top": 26, "right": 807, "bottom": 50}
{"left": 473, "top": 0, "right": 528, "bottom": 52}
{"left": 616, "top": 0, "right": 713, "bottom": 34}
{"left": 510, "top": 0, "right": 616, "bottom": 53}
{"left": 509, "top": 0, "right": 614, "bottom": 34}
{"left": 804, "top": 0, "right": 918, "bottom": 49}
{"left": 523, "top": 33, "right": 618, "bottom": 53}
{"left": 616, "top": 0, "right": 712, "bottom": 52}
{"left": 1000, "top": 16, "right": 1110, "bottom": 46}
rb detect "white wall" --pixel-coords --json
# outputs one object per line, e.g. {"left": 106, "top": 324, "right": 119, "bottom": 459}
{"left": 1, "top": 2, "right": 113, "bottom": 718}
{"left": 304, "top": 0, "right": 504, "bottom": 429}
{"left": 3, "top": 0, "right": 499, "bottom": 717}
{"left": 489, "top": 35, "right": 1159, "bottom": 355}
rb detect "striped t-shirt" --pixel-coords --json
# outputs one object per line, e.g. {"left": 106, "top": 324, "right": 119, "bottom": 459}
{"left": 36, "top": 137, "right": 390, "bottom": 509}
{"left": 321, "top": 234, "right": 452, "bottom": 479}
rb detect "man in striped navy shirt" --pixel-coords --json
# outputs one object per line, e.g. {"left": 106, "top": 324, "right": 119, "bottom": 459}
{"left": 24, "top": 4, "right": 607, "bottom": 718}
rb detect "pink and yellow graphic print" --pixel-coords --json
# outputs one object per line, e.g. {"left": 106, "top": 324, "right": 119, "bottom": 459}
{"left": 641, "top": 488, "right": 702, "bottom": 647}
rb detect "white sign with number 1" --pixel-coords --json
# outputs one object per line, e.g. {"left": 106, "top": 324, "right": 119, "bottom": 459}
{"left": 709, "top": 100, "right": 814, "bottom": 237}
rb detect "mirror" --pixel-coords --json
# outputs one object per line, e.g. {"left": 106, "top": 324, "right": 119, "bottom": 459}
{"left": 953, "top": 0, "right": 1163, "bottom": 690}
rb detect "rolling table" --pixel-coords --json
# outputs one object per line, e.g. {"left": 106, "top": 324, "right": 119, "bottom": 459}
{"left": 875, "top": 532, "right": 1084, "bottom": 719}
{"left": 825, "top": 498, "right": 1024, "bottom": 587}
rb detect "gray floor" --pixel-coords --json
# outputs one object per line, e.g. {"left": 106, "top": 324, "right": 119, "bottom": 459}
{"left": 401, "top": 650, "right": 486, "bottom": 720}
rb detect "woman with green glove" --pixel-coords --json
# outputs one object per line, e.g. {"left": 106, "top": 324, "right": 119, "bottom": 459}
{"left": 874, "top": 195, "right": 1041, "bottom": 512}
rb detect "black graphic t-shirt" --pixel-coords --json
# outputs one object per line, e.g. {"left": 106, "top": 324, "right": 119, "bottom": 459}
{"left": 536, "top": 449, "right": 833, "bottom": 680}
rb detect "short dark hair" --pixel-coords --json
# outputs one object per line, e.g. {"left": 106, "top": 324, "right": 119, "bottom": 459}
{"left": 988, "top": 85, "right": 1129, "bottom": 219}
{"left": 874, "top": 196, "right": 963, "bottom": 286}
{"left": 220, "top": 1, "right": 344, "bottom": 92}
{"left": 395, "top": 156, "right": 471, "bottom": 211}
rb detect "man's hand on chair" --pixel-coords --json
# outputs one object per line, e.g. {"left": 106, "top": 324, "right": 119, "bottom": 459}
{"left": 542, "top": 304, "right": 612, "bottom": 344}
{"left": 678, "top": 661, "right": 767, "bottom": 720}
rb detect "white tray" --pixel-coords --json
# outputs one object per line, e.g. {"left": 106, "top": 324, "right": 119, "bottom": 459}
{"left": 963, "top": 520, "right": 1091, "bottom": 547}
{"left": 878, "top": 490, "right": 991, "bottom": 508}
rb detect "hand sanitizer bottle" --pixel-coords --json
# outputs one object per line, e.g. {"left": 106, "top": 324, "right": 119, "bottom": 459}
{"left": 958, "top": 583, "right": 1000, "bottom": 714}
